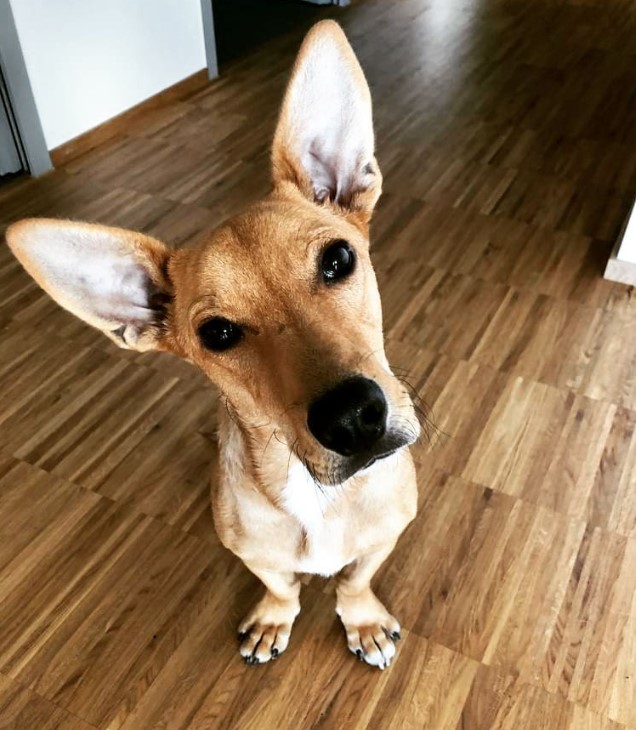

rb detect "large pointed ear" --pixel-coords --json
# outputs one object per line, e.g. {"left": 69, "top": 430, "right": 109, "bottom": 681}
{"left": 271, "top": 20, "right": 382, "bottom": 224}
{"left": 5, "top": 219, "right": 173, "bottom": 352}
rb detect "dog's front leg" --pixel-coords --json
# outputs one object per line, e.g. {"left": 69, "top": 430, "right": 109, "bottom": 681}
{"left": 238, "top": 563, "right": 301, "bottom": 665}
{"left": 335, "top": 544, "right": 401, "bottom": 669}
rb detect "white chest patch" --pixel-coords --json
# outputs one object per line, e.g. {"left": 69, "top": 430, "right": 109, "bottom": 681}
{"left": 280, "top": 464, "right": 349, "bottom": 576}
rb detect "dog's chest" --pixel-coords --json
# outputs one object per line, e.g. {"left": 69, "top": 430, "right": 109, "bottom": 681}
{"left": 280, "top": 465, "right": 351, "bottom": 576}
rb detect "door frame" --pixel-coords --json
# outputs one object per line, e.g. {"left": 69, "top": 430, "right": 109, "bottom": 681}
{"left": 200, "top": 0, "right": 219, "bottom": 80}
{"left": 0, "top": 0, "right": 52, "bottom": 175}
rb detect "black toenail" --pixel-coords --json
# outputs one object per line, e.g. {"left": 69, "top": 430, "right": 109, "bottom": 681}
{"left": 271, "top": 648, "right": 279, "bottom": 657}
{"left": 391, "top": 631, "right": 401, "bottom": 641}
{"left": 356, "top": 649, "right": 363, "bottom": 657}
{"left": 238, "top": 631, "right": 248, "bottom": 641}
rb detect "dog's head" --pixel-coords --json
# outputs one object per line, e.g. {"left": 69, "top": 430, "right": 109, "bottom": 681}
{"left": 5, "top": 21, "right": 419, "bottom": 485}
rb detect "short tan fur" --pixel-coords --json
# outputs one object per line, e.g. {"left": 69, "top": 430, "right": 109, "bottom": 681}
{"left": 5, "top": 21, "right": 419, "bottom": 670}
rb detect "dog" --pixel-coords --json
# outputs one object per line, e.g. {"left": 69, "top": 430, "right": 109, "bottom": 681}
{"left": 5, "top": 21, "right": 419, "bottom": 669}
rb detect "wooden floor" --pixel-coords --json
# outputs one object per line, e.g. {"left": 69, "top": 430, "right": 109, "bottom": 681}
{"left": 1, "top": 0, "right": 636, "bottom": 727}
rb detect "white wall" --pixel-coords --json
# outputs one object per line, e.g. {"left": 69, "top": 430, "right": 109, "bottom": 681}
{"left": 9, "top": 0, "right": 206, "bottom": 150}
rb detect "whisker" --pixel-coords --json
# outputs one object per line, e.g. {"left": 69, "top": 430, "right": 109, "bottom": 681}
{"left": 260, "top": 428, "right": 278, "bottom": 466}
{"left": 355, "top": 347, "right": 386, "bottom": 370}
{"left": 277, "top": 400, "right": 302, "bottom": 420}
{"left": 388, "top": 363, "right": 450, "bottom": 445}
{"left": 287, "top": 438, "right": 299, "bottom": 482}
{"left": 391, "top": 414, "right": 419, "bottom": 441}
{"left": 222, "top": 395, "right": 241, "bottom": 429}
{"left": 221, "top": 395, "right": 272, "bottom": 432}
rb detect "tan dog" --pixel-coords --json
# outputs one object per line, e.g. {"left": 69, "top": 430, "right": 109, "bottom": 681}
{"left": 5, "top": 21, "right": 419, "bottom": 669}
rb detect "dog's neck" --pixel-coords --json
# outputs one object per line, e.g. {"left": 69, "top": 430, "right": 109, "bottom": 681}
{"left": 216, "top": 397, "right": 307, "bottom": 496}
{"left": 215, "top": 396, "right": 366, "bottom": 509}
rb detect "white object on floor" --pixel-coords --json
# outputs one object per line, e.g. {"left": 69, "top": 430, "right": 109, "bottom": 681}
{"left": 605, "top": 199, "right": 636, "bottom": 286}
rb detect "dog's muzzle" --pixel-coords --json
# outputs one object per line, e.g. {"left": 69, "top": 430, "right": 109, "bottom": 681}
{"left": 307, "top": 376, "right": 388, "bottom": 457}
{"left": 306, "top": 375, "right": 415, "bottom": 484}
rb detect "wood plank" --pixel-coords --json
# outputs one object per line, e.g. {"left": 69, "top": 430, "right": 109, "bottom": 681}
{"left": 0, "top": 672, "right": 97, "bottom": 730}
{"left": 461, "top": 665, "right": 627, "bottom": 730}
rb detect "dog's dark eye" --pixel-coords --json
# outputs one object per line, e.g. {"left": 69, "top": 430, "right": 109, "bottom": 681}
{"left": 321, "top": 240, "right": 355, "bottom": 283}
{"left": 198, "top": 317, "right": 244, "bottom": 352}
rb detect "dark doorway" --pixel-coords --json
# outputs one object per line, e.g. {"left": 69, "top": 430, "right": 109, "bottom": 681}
{"left": 212, "top": 0, "right": 329, "bottom": 67}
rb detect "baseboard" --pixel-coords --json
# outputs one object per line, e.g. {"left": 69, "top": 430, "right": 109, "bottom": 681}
{"left": 50, "top": 69, "right": 209, "bottom": 167}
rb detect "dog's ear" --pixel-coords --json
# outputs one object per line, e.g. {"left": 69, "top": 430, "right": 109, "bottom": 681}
{"left": 5, "top": 219, "right": 173, "bottom": 352}
{"left": 271, "top": 20, "right": 381, "bottom": 224}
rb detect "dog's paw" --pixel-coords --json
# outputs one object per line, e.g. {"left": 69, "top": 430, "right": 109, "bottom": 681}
{"left": 336, "top": 589, "right": 401, "bottom": 669}
{"left": 238, "top": 622, "right": 292, "bottom": 665}
{"left": 344, "top": 622, "right": 400, "bottom": 669}
{"left": 237, "top": 595, "right": 298, "bottom": 665}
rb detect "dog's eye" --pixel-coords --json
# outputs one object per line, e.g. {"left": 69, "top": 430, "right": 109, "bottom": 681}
{"left": 197, "top": 317, "right": 244, "bottom": 352}
{"left": 321, "top": 240, "right": 355, "bottom": 284}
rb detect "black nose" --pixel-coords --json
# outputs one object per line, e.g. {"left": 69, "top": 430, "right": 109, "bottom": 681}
{"left": 307, "top": 377, "right": 388, "bottom": 456}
